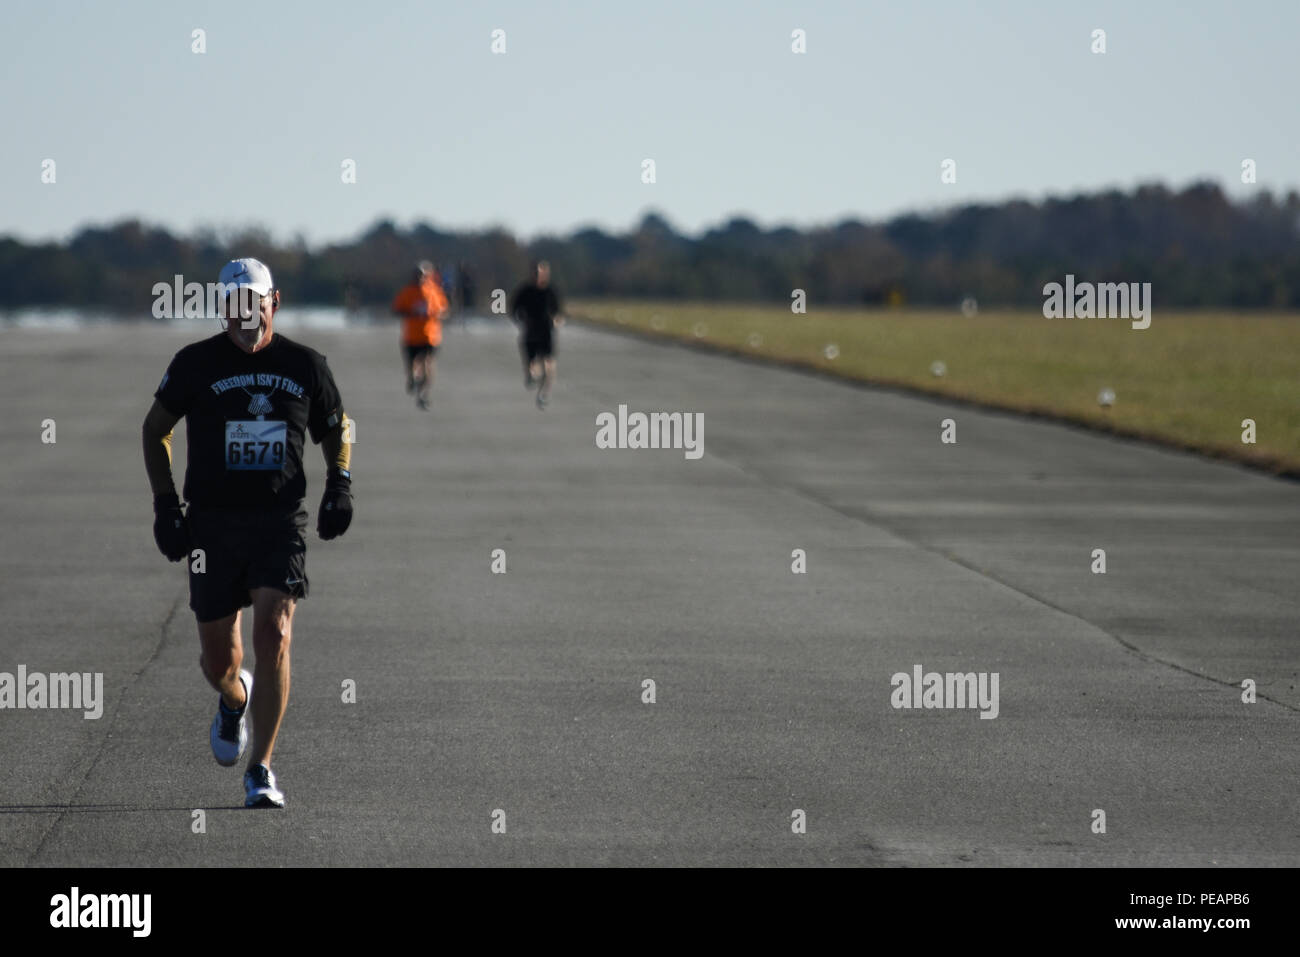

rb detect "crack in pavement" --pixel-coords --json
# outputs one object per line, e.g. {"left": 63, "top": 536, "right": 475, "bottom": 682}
{"left": 23, "top": 589, "right": 187, "bottom": 865}
{"left": 569, "top": 359, "right": 1296, "bottom": 715}
{"left": 706, "top": 451, "right": 1300, "bottom": 715}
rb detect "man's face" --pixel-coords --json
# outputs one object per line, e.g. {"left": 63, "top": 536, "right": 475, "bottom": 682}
{"left": 224, "top": 288, "right": 278, "bottom": 352}
{"left": 536, "top": 263, "right": 550, "bottom": 287}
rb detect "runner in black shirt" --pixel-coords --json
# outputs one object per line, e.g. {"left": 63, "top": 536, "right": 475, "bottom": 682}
{"left": 509, "top": 260, "right": 565, "bottom": 409}
{"left": 142, "top": 258, "right": 353, "bottom": 809}
{"left": 457, "top": 260, "right": 476, "bottom": 318}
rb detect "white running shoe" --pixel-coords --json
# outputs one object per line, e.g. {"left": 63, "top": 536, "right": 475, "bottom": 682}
{"left": 210, "top": 669, "right": 252, "bottom": 767}
{"left": 244, "top": 764, "right": 285, "bottom": 809}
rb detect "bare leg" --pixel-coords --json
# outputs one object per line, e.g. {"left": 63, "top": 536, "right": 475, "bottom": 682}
{"left": 537, "top": 357, "right": 556, "bottom": 403}
{"left": 198, "top": 611, "right": 246, "bottom": 710}
{"left": 521, "top": 342, "right": 534, "bottom": 387}
{"left": 247, "top": 587, "right": 296, "bottom": 769}
{"left": 418, "top": 353, "right": 435, "bottom": 404}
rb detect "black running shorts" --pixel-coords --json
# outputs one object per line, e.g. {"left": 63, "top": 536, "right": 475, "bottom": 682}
{"left": 403, "top": 343, "right": 438, "bottom": 362}
{"left": 187, "top": 506, "right": 309, "bottom": 622}
{"left": 522, "top": 333, "right": 554, "bottom": 361}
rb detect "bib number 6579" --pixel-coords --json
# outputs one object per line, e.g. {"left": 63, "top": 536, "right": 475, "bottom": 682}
{"left": 224, "top": 420, "right": 287, "bottom": 470}
{"left": 227, "top": 439, "right": 284, "bottom": 466}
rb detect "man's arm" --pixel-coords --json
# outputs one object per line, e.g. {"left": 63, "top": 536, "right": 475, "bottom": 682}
{"left": 393, "top": 288, "right": 424, "bottom": 318}
{"left": 508, "top": 286, "right": 522, "bottom": 324}
{"left": 143, "top": 398, "right": 191, "bottom": 561}
{"left": 316, "top": 414, "right": 353, "bottom": 541}
{"left": 551, "top": 289, "right": 566, "bottom": 327}
{"left": 309, "top": 350, "right": 353, "bottom": 542}
{"left": 142, "top": 399, "right": 181, "bottom": 497}
{"left": 320, "top": 414, "right": 352, "bottom": 475}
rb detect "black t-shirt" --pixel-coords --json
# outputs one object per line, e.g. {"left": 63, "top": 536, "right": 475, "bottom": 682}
{"left": 154, "top": 333, "right": 345, "bottom": 510}
{"left": 510, "top": 283, "right": 560, "bottom": 338}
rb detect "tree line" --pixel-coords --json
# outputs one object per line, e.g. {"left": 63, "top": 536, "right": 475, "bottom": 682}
{"left": 2, "top": 181, "right": 1297, "bottom": 311}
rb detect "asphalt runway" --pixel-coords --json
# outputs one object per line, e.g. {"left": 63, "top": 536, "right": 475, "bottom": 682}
{"left": 1, "top": 316, "right": 1296, "bottom": 866}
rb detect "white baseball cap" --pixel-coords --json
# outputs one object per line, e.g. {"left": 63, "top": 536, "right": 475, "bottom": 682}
{"left": 217, "top": 258, "right": 274, "bottom": 296}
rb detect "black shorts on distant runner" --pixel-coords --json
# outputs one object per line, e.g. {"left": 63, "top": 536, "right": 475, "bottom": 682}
{"left": 403, "top": 343, "right": 438, "bottom": 363}
{"left": 187, "top": 506, "right": 309, "bottom": 622}
{"left": 522, "top": 334, "right": 554, "bottom": 361}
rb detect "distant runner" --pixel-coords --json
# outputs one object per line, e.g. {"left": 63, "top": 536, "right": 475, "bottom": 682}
{"left": 509, "top": 260, "right": 565, "bottom": 409}
{"left": 142, "top": 257, "right": 353, "bottom": 809}
{"left": 391, "top": 261, "right": 449, "bottom": 410}
{"left": 457, "top": 261, "right": 476, "bottom": 318}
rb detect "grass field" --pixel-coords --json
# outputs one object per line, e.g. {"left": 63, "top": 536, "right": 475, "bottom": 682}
{"left": 571, "top": 300, "right": 1300, "bottom": 476}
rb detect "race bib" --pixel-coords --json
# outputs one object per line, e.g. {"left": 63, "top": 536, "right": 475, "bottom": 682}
{"left": 225, "top": 420, "right": 287, "bottom": 470}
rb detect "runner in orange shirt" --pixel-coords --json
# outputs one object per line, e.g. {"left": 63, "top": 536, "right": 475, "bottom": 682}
{"left": 391, "top": 261, "right": 449, "bottom": 410}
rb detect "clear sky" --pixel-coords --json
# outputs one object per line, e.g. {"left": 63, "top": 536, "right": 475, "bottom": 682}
{"left": 1, "top": 0, "right": 1294, "bottom": 243}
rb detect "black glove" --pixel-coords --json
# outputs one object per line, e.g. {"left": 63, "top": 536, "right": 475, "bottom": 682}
{"left": 317, "top": 471, "right": 353, "bottom": 540}
{"left": 152, "top": 493, "right": 191, "bottom": 562}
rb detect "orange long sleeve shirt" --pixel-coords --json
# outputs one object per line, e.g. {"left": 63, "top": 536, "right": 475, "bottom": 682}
{"left": 392, "top": 278, "right": 449, "bottom": 346}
